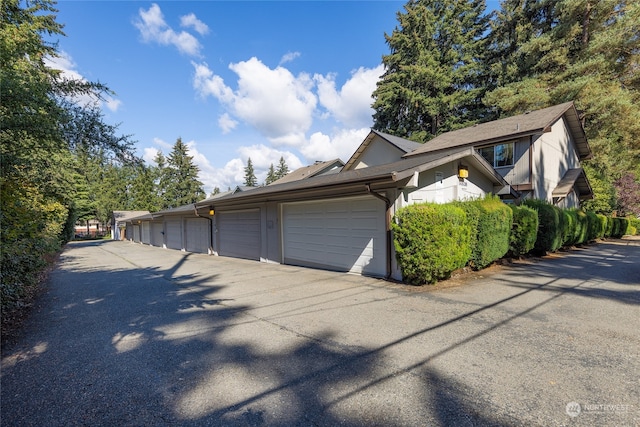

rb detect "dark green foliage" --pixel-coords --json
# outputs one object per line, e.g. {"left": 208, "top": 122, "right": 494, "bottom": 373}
{"left": 275, "top": 156, "right": 289, "bottom": 180}
{"left": 523, "top": 199, "right": 563, "bottom": 254}
{"left": 508, "top": 204, "right": 538, "bottom": 257}
{"left": 605, "top": 216, "right": 614, "bottom": 237}
{"left": 372, "top": 0, "right": 490, "bottom": 141}
{"left": 597, "top": 214, "right": 608, "bottom": 239}
{"left": 455, "top": 196, "right": 512, "bottom": 269}
{"left": 585, "top": 211, "right": 602, "bottom": 242}
{"left": 392, "top": 203, "right": 472, "bottom": 285}
{"left": 244, "top": 157, "right": 258, "bottom": 187}
{"left": 611, "top": 218, "right": 630, "bottom": 238}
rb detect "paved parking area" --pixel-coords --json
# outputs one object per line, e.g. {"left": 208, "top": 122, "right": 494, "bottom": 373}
{"left": 1, "top": 238, "right": 639, "bottom": 426}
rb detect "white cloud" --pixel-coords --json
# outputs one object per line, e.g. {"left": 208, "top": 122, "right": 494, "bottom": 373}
{"left": 300, "top": 127, "right": 370, "bottom": 163}
{"left": 152, "top": 137, "right": 173, "bottom": 150}
{"left": 315, "top": 64, "right": 383, "bottom": 128}
{"left": 279, "top": 51, "right": 300, "bottom": 66}
{"left": 180, "top": 13, "right": 209, "bottom": 36}
{"left": 218, "top": 113, "right": 238, "bottom": 134}
{"left": 44, "top": 51, "right": 122, "bottom": 112}
{"left": 134, "top": 3, "right": 203, "bottom": 57}
{"left": 143, "top": 147, "right": 161, "bottom": 165}
{"left": 192, "top": 58, "right": 317, "bottom": 146}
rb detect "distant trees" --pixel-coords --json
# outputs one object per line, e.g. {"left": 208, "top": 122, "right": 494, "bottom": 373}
{"left": 150, "top": 138, "right": 205, "bottom": 209}
{"left": 265, "top": 156, "right": 290, "bottom": 185}
{"left": 244, "top": 157, "right": 258, "bottom": 187}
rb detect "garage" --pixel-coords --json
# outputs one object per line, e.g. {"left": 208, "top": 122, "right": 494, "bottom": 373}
{"left": 282, "top": 196, "right": 387, "bottom": 276}
{"left": 216, "top": 209, "right": 261, "bottom": 260}
{"left": 150, "top": 221, "right": 164, "bottom": 248}
{"left": 132, "top": 224, "right": 141, "bottom": 243}
{"left": 185, "top": 218, "right": 210, "bottom": 254}
{"left": 165, "top": 219, "right": 183, "bottom": 250}
{"left": 141, "top": 222, "right": 151, "bottom": 244}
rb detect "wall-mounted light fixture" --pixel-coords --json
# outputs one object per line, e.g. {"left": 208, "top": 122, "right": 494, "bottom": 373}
{"left": 458, "top": 165, "right": 469, "bottom": 179}
{"left": 209, "top": 209, "right": 215, "bottom": 216}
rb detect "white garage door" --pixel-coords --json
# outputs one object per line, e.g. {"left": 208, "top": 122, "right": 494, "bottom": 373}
{"left": 217, "top": 209, "right": 260, "bottom": 260}
{"left": 150, "top": 222, "right": 164, "bottom": 247}
{"left": 132, "top": 225, "right": 141, "bottom": 243}
{"left": 282, "top": 197, "right": 386, "bottom": 276}
{"left": 141, "top": 222, "right": 151, "bottom": 244}
{"left": 186, "top": 218, "right": 210, "bottom": 254}
{"left": 165, "top": 219, "right": 183, "bottom": 250}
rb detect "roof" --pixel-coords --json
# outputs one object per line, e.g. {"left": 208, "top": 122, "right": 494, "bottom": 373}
{"left": 405, "top": 102, "right": 591, "bottom": 160}
{"left": 270, "top": 159, "right": 344, "bottom": 185}
{"left": 196, "top": 147, "right": 510, "bottom": 208}
{"left": 343, "top": 129, "right": 423, "bottom": 170}
{"left": 113, "top": 211, "right": 151, "bottom": 223}
{"left": 552, "top": 168, "right": 593, "bottom": 200}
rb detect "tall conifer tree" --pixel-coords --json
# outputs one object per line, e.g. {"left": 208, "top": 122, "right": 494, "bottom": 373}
{"left": 372, "top": 0, "right": 489, "bottom": 142}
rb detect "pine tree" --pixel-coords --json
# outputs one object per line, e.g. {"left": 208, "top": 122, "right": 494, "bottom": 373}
{"left": 244, "top": 157, "right": 258, "bottom": 187}
{"left": 372, "top": 0, "right": 490, "bottom": 142}
{"left": 484, "top": 0, "right": 640, "bottom": 213}
{"left": 275, "top": 156, "right": 289, "bottom": 179}
{"left": 265, "top": 164, "right": 277, "bottom": 184}
{"left": 165, "top": 138, "right": 205, "bottom": 207}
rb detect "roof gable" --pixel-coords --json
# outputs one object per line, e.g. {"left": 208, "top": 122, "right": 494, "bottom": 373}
{"left": 343, "top": 130, "right": 422, "bottom": 171}
{"left": 269, "top": 159, "right": 344, "bottom": 185}
{"left": 404, "top": 102, "right": 591, "bottom": 160}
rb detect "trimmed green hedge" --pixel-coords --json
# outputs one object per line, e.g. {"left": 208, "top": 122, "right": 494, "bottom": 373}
{"left": 392, "top": 203, "right": 472, "bottom": 285}
{"left": 522, "top": 199, "right": 563, "bottom": 254}
{"left": 508, "top": 205, "right": 538, "bottom": 257}
{"left": 455, "top": 196, "right": 512, "bottom": 269}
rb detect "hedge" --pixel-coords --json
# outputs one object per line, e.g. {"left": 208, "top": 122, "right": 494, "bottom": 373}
{"left": 455, "top": 196, "right": 512, "bottom": 269}
{"left": 508, "top": 204, "right": 538, "bottom": 257}
{"left": 392, "top": 203, "right": 472, "bottom": 285}
{"left": 522, "top": 199, "right": 563, "bottom": 254}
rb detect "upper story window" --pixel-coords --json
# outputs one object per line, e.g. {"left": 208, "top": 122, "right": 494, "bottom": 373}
{"left": 478, "top": 142, "right": 514, "bottom": 167}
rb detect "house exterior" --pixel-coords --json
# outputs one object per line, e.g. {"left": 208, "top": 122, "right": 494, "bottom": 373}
{"left": 112, "top": 211, "right": 150, "bottom": 240}
{"left": 125, "top": 101, "right": 593, "bottom": 281}
{"left": 405, "top": 101, "right": 593, "bottom": 208}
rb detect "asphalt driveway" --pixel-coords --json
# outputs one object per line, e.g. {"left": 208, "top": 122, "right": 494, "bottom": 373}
{"left": 1, "top": 238, "right": 639, "bottom": 426}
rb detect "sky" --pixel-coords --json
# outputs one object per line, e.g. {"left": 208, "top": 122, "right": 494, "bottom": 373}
{"left": 49, "top": 1, "right": 498, "bottom": 195}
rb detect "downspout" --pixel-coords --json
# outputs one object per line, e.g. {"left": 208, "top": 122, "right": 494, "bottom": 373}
{"left": 194, "top": 205, "right": 214, "bottom": 255}
{"left": 366, "top": 184, "right": 393, "bottom": 280}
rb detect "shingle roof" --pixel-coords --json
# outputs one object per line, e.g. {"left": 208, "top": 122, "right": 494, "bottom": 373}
{"left": 197, "top": 147, "right": 509, "bottom": 207}
{"left": 552, "top": 168, "right": 593, "bottom": 200}
{"left": 269, "top": 159, "right": 344, "bottom": 185}
{"left": 405, "top": 102, "right": 591, "bottom": 159}
{"left": 343, "top": 130, "right": 423, "bottom": 171}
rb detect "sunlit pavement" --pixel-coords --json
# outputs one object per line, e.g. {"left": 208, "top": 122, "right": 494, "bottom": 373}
{"left": 2, "top": 238, "right": 638, "bottom": 426}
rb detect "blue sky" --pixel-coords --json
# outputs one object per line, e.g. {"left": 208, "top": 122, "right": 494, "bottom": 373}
{"left": 49, "top": 1, "right": 498, "bottom": 194}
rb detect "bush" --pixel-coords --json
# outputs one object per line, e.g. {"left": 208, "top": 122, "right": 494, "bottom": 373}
{"left": 597, "top": 214, "right": 608, "bottom": 239}
{"left": 393, "top": 203, "right": 472, "bottom": 285}
{"left": 605, "top": 216, "right": 614, "bottom": 237}
{"left": 523, "top": 199, "right": 563, "bottom": 254}
{"left": 508, "top": 205, "right": 538, "bottom": 257}
{"left": 563, "top": 209, "right": 579, "bottom": 246}
{"left": 628, "top": 217, "right": 640, "bottom": 235}
{"left": 455, "top": 196, "right": 512, "bottom": 270}
{"left": 586, "top": 211, "right": 602, "bottom": 242}
{"left": 611, "top": 217, "right": 629, "bottom": 238}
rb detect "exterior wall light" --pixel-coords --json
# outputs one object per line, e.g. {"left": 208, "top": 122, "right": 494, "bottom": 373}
{"left": 209, "top": 209, "right": 215, "bottom": 216}
{"left": 458, "top": 165, "right": 469, "bottom": 179}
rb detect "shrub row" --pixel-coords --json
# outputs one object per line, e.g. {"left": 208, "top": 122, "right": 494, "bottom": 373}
{"left": 393, "top": 197, "right": 637, "bottom": 285}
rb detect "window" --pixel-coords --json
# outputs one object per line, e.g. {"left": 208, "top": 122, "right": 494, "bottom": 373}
{"left": 478, "top": 143, "right": 514, "bottom": 167}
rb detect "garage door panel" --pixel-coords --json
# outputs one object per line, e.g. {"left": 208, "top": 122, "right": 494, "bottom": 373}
{"left": 166, "top": 220, "right": 182, "bottom": 250}
{"left": 217, "top": 210, "right": 260, "bottom": 261}
{"left": 283, "top": 197, "right": 386, "bottom": 276}
{"left": 186, "top": 218, "right": 209, "bottom": 253}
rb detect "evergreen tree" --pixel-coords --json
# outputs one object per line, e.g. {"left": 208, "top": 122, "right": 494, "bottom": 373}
{"left": 275, "top": 156, "right": 289, "bottom": 179}
{"left": 484, "top": 0, "right": 640, "bottom": 212}
{"left": 265, "top": 163, "right": 277, "bottom": 184}
{"left": 244, "top": 157, "right": 258, "bottom": 187}
{"left": 372, "top": 0, "right": 490, "bottom": 142}
{"left": 210, "top": 187, "right": 221, "bottom": 197}
{"left": 165, "top": 138, "right": 205, "bottom": 207}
